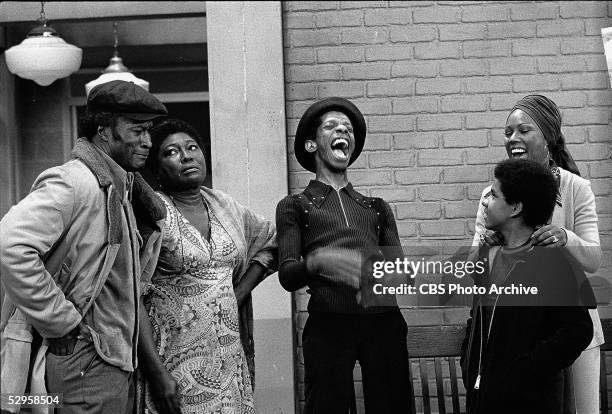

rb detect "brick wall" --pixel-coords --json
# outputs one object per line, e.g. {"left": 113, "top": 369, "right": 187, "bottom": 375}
{"left": 282, "top": 1, "right": 612, "bottom": 412}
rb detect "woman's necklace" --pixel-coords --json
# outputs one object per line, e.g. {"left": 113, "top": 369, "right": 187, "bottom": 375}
{"left": 167, "top": 192, "right": 210, "bottom": 269}
{"left": 171, "top": 194, "right": 210, "bottom": 236}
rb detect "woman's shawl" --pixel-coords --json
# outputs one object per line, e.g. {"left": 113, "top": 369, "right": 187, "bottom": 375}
{"left": 200, "top": 186, "right": 277, "bottom": 388}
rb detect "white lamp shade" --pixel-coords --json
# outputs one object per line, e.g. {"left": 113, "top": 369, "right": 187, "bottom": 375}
{"left": 5, "top": 34, "right": 82, "bottom": 86}
{"left": 85, "top": 71, "right": 149, "bottom": 96}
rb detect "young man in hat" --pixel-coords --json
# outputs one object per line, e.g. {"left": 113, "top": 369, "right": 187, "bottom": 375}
{"left": 276, "top": 98, "right": 411, "bottom": 413}
{"left": 0, "top": 80, "right": 169, "bottom": 413}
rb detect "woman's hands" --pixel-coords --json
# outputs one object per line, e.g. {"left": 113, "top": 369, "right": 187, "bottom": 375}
{"left": 138, "top": 299, "right": 182, "bottom": 414}
{"left": 530, "top": 224, "right": 567, "bottom": 247}
{"left": 479, "top": 230, "right": 504, "bottom": 246}
{"left": 479, "top": 225, "right": 568, "bottom": 248}
{"left": 234, "top": 284, "right": 250, "bottom": 308}
{"left": 148, "top": 369, "right": 182, "bottom": 414}
{"left": 234, "top": 262, "right": 267, "bottom": 308}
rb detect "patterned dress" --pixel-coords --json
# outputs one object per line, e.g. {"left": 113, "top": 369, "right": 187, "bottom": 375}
{"left": 144, "top": 194, "right": 255, "bottom": 414}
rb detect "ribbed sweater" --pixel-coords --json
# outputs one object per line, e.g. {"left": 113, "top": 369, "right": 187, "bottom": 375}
{"left": 275, "top": 180, "right": 403, "bottom": 314}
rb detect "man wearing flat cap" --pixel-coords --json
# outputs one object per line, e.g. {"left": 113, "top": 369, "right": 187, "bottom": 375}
{"left": 276, "top": 98, "right": 412, "bottom": 413}
{"left": 0, "top": 80, "right": 169, "bottom": 413}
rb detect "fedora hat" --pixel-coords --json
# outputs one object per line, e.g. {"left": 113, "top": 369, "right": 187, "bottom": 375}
{"left": 294, "top": 97, "right": 366, "bottom": 173}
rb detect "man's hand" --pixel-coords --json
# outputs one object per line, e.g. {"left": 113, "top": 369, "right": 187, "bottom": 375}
{"left": 306, "top": 248, "right": 362, "bottom": 290}
{"left": 149, "top": 368, "right": 182, "bottom": 414}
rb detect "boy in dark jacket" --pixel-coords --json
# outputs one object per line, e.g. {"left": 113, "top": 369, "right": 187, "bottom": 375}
{"left": 461, "top": 159, "right": 594, "bottom": 414}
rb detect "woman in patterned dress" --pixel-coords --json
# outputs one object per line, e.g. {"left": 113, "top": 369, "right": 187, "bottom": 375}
{"left": 138, "top": 119, "right": 276, "bottom": 414}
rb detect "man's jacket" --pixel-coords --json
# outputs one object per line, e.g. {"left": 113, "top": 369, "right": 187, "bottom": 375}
{"left": 0, "top": 138, "right": 165, "bottom": 398}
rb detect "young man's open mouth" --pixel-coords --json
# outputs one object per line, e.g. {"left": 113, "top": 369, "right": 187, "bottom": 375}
{"left": 331, "top": 138, "right": 349, "bottom": 161}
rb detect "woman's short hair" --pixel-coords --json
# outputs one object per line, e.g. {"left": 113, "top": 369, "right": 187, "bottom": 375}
{"left": 147, "top": 118, "right": 205, "bottom": 170}
{"left": 494, "top": 158, "right": 558, "bottom": 228}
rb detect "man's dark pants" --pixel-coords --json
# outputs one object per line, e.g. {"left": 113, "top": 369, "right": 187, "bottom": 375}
{"left": 45, "top": 339, "right": 133, "bottom": 414}
{"left": 303, "top": 311, "right": 412, "bottom": 414}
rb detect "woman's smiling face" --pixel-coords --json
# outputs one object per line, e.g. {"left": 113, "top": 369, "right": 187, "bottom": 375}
{"left": 504, "top": 109, "right": 549, "bottom": 167}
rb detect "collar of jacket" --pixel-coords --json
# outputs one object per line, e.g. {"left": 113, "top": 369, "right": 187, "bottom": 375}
{"left": 304, "top": 179, "right": 372, "bottom": 209}
{"left": 71, "top": 138, "right": 165, "bottom": 244}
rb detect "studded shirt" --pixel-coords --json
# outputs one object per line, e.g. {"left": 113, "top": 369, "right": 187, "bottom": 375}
{"left": 276, "top": 180, "right": 403, "bottom": 314}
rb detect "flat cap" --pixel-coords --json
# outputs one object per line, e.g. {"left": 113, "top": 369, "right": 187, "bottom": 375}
{"left": 87, "top": 80, "right": 167, "bottom": 121}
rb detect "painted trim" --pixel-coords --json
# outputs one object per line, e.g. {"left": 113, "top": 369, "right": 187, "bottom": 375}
{"left": 75, "top": 66, "right": 208, "bottom": 75}
{"left": 206, "top": 2, "right": 294, "bottom": 412}
{"left": 61, "top": 80, "right": 73, "bottom": 162}
{"left": 0, "top": 2, "right": 206, "bottom": 23}
{"left": 0, "top": 57, "right": 19, "bottom": 215}
{"left": 154, "top": 92, "right": 209, "bottom": 103}
{"left": 69, "top": 92, "right": 209, "bottom": 107}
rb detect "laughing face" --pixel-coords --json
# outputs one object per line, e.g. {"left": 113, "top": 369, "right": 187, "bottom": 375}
{"left": 309, "top": 111, "right": 355, "bottom": 173}
{"left": 504, "top": 109, "right": 549, "bottom": 167}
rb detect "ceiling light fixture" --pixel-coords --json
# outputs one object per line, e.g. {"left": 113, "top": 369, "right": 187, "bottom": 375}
{"left": 4, "top": 1, "right": 82, "bottom": 86}
{"left": 85, "top": 22, "right": 149, "bottom": 96}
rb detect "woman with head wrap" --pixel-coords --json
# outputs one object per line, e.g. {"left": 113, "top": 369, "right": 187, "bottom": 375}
{"left": 471, "top": 95, "right": 603, "bottom": 413}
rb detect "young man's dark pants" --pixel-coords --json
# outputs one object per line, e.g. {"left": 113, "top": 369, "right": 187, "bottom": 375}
{"left": 303, "top": 311, "right": 412, "bottom": 414}
{"left": 45, "top": 339, "right": 134, "bottom": 414}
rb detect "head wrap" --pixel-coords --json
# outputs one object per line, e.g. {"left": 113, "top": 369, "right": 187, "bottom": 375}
{"left": 510, "top": 94, "right": 580, "bottom": 176}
